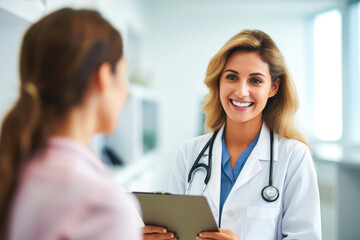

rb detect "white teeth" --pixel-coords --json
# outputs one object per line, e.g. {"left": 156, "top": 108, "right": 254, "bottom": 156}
{"left": 231, "top": 100, "right": 252, "bottom": 108}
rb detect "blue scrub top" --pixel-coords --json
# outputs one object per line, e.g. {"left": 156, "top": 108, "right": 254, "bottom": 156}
{"left": 219, "top": 132, "right": 260, "bottom": 226}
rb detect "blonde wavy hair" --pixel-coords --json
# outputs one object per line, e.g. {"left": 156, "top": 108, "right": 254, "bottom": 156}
{"left": 202, "top": 29, "right": 309, "bottom": 148}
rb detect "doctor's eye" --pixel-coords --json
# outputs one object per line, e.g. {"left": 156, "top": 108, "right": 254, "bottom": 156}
{"left": 225, "top": 74, "right": 238, "bottom": 81}
{"left": 250, "top": 78, "right": 263, "bottom": 84}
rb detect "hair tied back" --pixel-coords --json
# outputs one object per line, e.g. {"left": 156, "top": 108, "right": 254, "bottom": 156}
{"left": 20, "top": 82, "right": 41, "bottom": 158}
{"left": 23, "top": 82, "right": 38, "bottom": 96}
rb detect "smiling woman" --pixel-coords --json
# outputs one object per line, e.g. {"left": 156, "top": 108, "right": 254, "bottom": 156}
{"left": 202, "top": 30, "right": 306, "bottom": 147}
{"left": 219, "top": 51, "right": 279, "bottom": 137}
{"left": 166, "top": 29, "right": 322, "bottom": 240}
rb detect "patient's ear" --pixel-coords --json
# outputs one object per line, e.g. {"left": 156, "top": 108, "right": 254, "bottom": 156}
{"left": 94, "top": 62, "right": 113, "bottom": 93}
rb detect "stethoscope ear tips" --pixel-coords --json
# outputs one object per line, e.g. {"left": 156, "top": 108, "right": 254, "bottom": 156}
{"left": 262, "top": 185, "right": 279, "bottom": 202}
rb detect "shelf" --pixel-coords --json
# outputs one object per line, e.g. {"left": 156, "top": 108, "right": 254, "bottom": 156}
{"left": 314, "top": 143, "right": 360, "bottom": 169}
{"left": 0, "top": 0, "right": 45, "bottom": 23}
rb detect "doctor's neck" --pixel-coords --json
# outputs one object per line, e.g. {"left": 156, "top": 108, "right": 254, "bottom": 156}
{"left": 224, "top": 117, "right": 262, "bottom": 146}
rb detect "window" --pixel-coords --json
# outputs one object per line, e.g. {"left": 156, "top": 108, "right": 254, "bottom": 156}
{"left": 349, "top": 2, "right": 360, "bottom": 144}
{"left": 313, "top": 9, "right": 342, "bottom": 141}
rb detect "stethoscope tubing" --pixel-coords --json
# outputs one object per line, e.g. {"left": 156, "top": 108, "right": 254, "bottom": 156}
{"left": 186, "top": 129, "right": 219, "bottom": 195}
{"left": 269, "top": 130, "right": 274, "bottom": 186}
{"left": 187, "top": 128, "right": 279, "bottom": 202}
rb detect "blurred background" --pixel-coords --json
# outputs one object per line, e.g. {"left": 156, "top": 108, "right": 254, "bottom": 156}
{"left": 0, "top": 0, "right": 359, "bottom": 239}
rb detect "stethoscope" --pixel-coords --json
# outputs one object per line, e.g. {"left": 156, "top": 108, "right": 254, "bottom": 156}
{"left": 185, "top": 129, "right": 279, "bottom": 202}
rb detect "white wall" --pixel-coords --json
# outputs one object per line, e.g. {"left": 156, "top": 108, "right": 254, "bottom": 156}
{"left": 45, "top": 0, "right": 145, "bottom": 41}
{"left": 0, "top": 10, "right": 30, "bottom": 125}
{"left": 0, "top": 0, "right": 145, "bottom": 123}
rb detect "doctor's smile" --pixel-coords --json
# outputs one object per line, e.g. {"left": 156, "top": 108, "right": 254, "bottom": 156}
{"left": 229, "top": 100, "right": 254, "bottom": 109}
{"left": 219, "top": 51, "right": 278, "bottom": 125}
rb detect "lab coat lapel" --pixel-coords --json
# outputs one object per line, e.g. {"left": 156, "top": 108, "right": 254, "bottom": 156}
{"left": 206, "top": 124, "right": 225, "bottom": 214}
{"left": 231, "top": 123, "right": 274, "bottom": 192}
{"left": 231, "top": 148, "right": 262, "bottom": 192}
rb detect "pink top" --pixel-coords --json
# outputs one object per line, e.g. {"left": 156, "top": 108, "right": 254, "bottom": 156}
{"left": 10, "top": 137, "right": 142, "bottom": 240}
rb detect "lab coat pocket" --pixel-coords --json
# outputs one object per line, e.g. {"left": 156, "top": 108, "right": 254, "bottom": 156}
{"left": 244, "top": 206, "right": 280, "bottom": 240}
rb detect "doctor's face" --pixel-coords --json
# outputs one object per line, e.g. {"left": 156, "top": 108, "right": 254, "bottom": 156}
{"left": 219, "top": 51, "right": 279, "bottom": 126}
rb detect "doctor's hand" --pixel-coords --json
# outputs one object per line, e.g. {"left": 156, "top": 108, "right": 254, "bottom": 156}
{"left": 196, "top": 228, "right": 240, "bottom": 240}
{"left": 143, "top": 225, "right": 177, "bottom": 240}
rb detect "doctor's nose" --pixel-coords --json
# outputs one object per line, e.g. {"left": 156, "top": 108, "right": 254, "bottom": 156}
{"left": 235, "top": 81, "right": 250, "bottom": 97}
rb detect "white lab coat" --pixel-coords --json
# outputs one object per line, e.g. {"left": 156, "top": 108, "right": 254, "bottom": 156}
{"left": 169, "top": 123, "right": 321, "bottom": 240}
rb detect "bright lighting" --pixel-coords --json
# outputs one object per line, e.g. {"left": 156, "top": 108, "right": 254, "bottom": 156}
{"left": 313, "top": 9, "right": 342, "bottom": 141}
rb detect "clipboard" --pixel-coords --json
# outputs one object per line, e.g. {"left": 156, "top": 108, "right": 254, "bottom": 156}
{"left": 134, "top": 192, "right": 219, "bottom": 240}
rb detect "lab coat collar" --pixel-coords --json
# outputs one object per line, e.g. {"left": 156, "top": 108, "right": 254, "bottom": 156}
{"left": 230, "top": 122, "right": 278, "bottom": 196}
{"left": 256, "top": 122, "right": 278, "bottom": 162}
{"left": 201, "top": 124, "right": 225, "bottom": 157}
{"left": 205, "top": 122, "right": 278, "bottom": 213}
{"left": 203, "top": 122, "right": 278, "bottom": 160}
{"left": 206, "top": 124, "right": 225, "bottom": 213}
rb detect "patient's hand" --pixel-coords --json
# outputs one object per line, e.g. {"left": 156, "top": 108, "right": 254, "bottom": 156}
{"left": 143, "top": 225, "right": 177, "bottom": 240}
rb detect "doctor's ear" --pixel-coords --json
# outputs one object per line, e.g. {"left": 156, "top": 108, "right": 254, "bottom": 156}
{"left": 94, "top": 62, "right": 113, "bottom": 93}
{"left": 269, "top": 78, "right": 280, "bottom": 98}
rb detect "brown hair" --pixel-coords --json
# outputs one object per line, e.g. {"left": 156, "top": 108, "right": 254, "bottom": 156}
{"left": 202, "top": 29, "right": 309, "bottom": 148}
{"left": 0, "top": 8, "right": 123, "bottom": 238}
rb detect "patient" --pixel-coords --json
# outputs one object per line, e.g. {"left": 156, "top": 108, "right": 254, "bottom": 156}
{"left": 0, "top": 8, "right": 141, "bottom": 240}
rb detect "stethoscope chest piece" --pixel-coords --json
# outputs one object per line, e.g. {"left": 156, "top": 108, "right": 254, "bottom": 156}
{"left": 260, "top": 130, "right": 280, "bottom": 202}
{"left": 262, "top": 185, "right": 279, "bottom": 202}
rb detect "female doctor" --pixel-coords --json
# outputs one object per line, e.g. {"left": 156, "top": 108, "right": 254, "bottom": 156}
{"left": 168, "top": 29, "right": 322, "bottom": 240}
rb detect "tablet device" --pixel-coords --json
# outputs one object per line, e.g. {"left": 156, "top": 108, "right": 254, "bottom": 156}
{"left": 134, "top": 192, "right": 218, "bottom": 240}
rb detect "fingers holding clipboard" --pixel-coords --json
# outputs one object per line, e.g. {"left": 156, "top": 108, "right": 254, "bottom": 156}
{"left": 134, "top": 192, "right": 218, "bottom": 240}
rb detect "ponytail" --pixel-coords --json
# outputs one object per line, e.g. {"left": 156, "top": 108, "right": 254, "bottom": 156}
{"left": 0, "top": 8, "right": 124, "bottom": 238}
{"left": 0, "top": 82, "right": 43, "bottom": 238}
